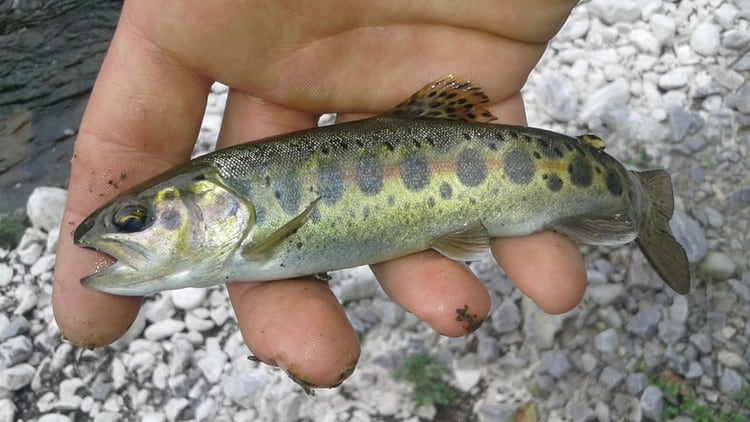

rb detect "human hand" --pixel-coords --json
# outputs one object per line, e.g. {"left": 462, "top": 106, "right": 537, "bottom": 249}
{"left": 53, "top": 0, "right": 584, "bottom": 388}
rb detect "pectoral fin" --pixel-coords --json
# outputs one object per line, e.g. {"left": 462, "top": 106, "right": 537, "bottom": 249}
{"left": 550, "top": 210, "right": 636, "bottom": 245}
{"left": 430, "top": 222, "right": 490, "bottom": 261}
{"left": 243, "top": 198, "right": 321, "bottom": 261}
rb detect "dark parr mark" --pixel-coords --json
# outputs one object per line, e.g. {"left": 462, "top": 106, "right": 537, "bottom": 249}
{"left": 273, "top": 176, "right": 302, "bottom": 215}
{"left": 568, "top": 155, "right": 593, "bottom": 188}
{"left": 504, "top": 149, "right": 535, "bottom": 185}
{"left": 427, "top": 197, "right": 436, "bottom": 208}
{"left": 456, "top": 148, "right": 487, "bottom": 187}
{"left": 439, "top": 182, "right": 453, "bottom": 200}
{"left": 400, "top": 152, "right": 430, "bottom": 192}
{"left": 605, "top": 169, "right": 624, "bottom": 196}
{"left": 317, "top": 165, "right": 344, "bottom": 205}
{"left": 537, "top": 138, "right": 565, "bottom": 159}
{"left": 545, "top": 173, "right": 563, "bottom": 192}
{"left": 356, "top": 156, "right": 384, "bottom": 196}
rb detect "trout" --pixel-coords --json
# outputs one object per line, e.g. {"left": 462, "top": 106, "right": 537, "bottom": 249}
{"left": 74, "top": 76, "right": 690, "bottom": 295}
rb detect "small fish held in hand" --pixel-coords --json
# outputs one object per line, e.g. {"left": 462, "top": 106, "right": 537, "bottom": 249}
{"left": 74, "top": 76, "right": 690, "bottom": 296}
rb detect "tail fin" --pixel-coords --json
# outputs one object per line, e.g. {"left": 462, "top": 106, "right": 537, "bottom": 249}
{"left": 633, "top": 170, "right": 691, "bottom": 294}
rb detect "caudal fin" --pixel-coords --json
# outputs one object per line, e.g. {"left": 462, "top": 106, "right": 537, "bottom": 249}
{"left": 634, "top": 170, "right": 691, "bottom": 294}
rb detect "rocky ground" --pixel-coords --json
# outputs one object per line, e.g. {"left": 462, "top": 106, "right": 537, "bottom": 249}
{"left": 1, "top": 0, "right": 749, "bottom": 421}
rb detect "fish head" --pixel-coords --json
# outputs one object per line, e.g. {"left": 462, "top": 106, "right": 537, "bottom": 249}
{"left": 74, "top": 169, "right": 253, "bottom": 295}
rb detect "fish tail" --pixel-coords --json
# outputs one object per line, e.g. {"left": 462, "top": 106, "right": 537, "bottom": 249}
{"left": 633, "top": 170, "right": 691, "bottom": 294}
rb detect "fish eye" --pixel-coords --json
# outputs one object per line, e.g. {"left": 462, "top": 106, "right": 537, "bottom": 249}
{"left": 113, "top": 204, "right": 150, "bottom": 232}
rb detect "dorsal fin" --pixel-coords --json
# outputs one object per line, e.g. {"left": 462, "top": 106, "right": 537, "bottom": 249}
{"left": 577, "top": 134, "right": 606, "bottom": 150}
{"left": 385, "top": 75, "right": 497, "bottom": 123}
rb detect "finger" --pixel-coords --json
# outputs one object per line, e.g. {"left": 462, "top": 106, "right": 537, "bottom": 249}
{"left": 52, "top": 7, "right": 212, "bottom": 347}
{"left": 371, "top": 252, "right": 491, "bottom": 336}
{"left": 220, "top": 91, "right": 360, "bottom": 387}
{"left": 491, "top": 232, "right": 586, "bottom": 314}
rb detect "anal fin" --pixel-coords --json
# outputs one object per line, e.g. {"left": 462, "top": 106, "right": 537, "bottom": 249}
{"left": 430, "top": 221, "right": 490, "bottom": 261}
{"left": 243, "top": 197, "right": 321, "bottom": 261}
{"left": 550, "top": 210, "right": 636, "bottom": 245}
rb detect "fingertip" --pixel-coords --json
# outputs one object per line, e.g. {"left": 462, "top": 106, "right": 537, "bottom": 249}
{"left": 227, "top": 279, "right": 360, "bottom": 388}
{"left": 52, "top": 245, "right": 142, "bottom": 348}
{"left": 491, "top": 231, "right": 586, "bottom": 315}
{"left": 371, "top": 251, "right": 491, "bottom": 337}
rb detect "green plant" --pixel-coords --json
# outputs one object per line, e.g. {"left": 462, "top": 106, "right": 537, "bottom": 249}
{"left": 652, "top": 376, "right": 750, "bottom": 421}
{"left": 395, "top": 353, "right": 459, "bottom": 408}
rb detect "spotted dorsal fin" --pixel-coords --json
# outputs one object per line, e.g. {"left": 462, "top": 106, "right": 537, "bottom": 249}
{"left": 577, "top": 134, "right": 606, "bottom": 150}
{"left": 386, "top": 75, "right": 497, "bottom": 123}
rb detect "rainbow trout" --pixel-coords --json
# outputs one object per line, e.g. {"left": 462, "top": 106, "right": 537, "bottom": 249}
{"left": 74, "top": 76, "right": 690, "bottom": 295}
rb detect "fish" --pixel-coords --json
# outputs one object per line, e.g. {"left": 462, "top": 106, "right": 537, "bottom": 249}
{"left": 74, "top": 75, "right": 691, "bottom": 296}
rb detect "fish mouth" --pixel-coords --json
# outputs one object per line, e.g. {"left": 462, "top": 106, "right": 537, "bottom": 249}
{"left": 75, "top": 235, "right": 156, "bottom": 296}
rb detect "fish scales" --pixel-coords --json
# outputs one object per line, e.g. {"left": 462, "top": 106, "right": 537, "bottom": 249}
{"left": 74, "top": 75, "right": 690, "bottom": 295}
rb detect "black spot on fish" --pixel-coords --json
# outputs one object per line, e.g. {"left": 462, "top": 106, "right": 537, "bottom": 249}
{"left": 363, "top": 206, "right": 370, "bottom": 219}
{"left": 161, "top": 210, "right": 182, "bottom": 230}
{"left": 425, "top": 137, "right": 436, "bottom": 147}
{"left": 595, "top": 166, "right": 603, "bottom": 175}
{"left": 469, "top": 197, "right": 477, "bottom": 205}
{"left": 568, "top": 155, "right": 593, "bottom": 188}
{"left": 504, "top": 149, "right": 535, "bottom": 185}
{"left": 320, "top": 145, "right": 330, "bottom": 155}
{"left": 439, "top": 182, "right": 453, "bottom": 200}
{"left": 318, "top": 165, "right": 344, "bottom": 205}
{"left": 388, "top": 195, "right": 395, "bottom": 207}
{"left": 537, "top": 138, "right": 564, "bottom": 159}
{"left": 273, "top": 176, "right": 302, "bottom": 215}
{"left": 411, "top": 139, "right": 422, "bottom": 149}
{"left": 296, "top": 242, "right": 303, "bottom": 249}
{"left": 545, "top": 173, "right": 563, "bottom": 192}
{"left": 606, "top": 169, "right": 624, "bottom": 196}
{"left": 400, "top": 151, "right": 430, "bottom": 192}
{"left": 462, "top": 132, "right": 471, "bottom": 141}
{"left": 385, "top": 141, "right": 396, "bottom": 152}
{"left": 456, "top": 148, "right": 487, "bottom": 187}
{"left": 356, "top": 156, "right": 384, "bottom": 196}
{"left": 533, "top": 151, "right": 542, "bottom": 160}
{"left": 264, "top": 175, "right": 271, "bottom": 188}
{"left": 428, "top": 197, "right": 436, "bottom": 208}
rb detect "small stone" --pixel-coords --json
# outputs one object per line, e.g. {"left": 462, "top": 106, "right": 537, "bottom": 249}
{"left": 594, "top": 328, "right": 618, "bottom": 353}
{"left": 542, "top": 351, "right": 571, "bottom": 379}
{"left": 0, "top": 264, "right": 12, "bottom": 286}
{"left": 144, "top": 319, "right": 185, "bottom": 341}
{"left": 490, "top": 298, "right": 521, "bottom": 333}
{"left": 669, "top": 296, "right": 689, "bottom": 323}
{"left": 587, "top": 284, "right": 623, "bottom": 306}
{"left": 26, "top": 187, "right": 67, "bottom": 232}
{"left": 535, "top": 73, "right": 578, "bottom": 121}
{"left": 599, "top": 366, "right": 625, "bottom": 389}
{"left": 626, "top": 373, "right": 648, "bottom": 395}
{"left": 626, "top": 307, "right": 661, "bottom": 338}
{"left": 477, "top": 336, "right": 500, "bottom": 364}
{"left": 703, "top": 207, "right": 724, "bottom": 228}
{"left": 629, "top": 29, "right": 661, "bottom": 56}
{"left": 195, "top": 398, "right": 217, "bottom": 422}
{"left": 690, "top": 23, "right": 721, "bottom": 56}
{"left": 198, "top": 350, "right": 227, "bottom": 383}
{"left": 684, "top": 361, "right": 704, "bottom": 379}
{"left": 0, "top": 363, "right": 35, "bottom": 390}
{"left": 717, "top": 350, "right": 747, "bottom": 370}
{"left": 58, "top": 378, "right": 85, "bottom": 410}
{"left": 640, "top": 385, "right": 663, "bottom": 420}
{"left": 590, "top": 0, "right": 640, "bottom": 24}
{"left": 699, "top": 252, "right": 736, "bottom": 280}
{"left": 13, "top": 285, "right": 38, "bottom": 315}
{"left": 452, "top": 355, "right": 482, "bottom": 392}
{"left": 649, "top": 14, "right": 675, "bottom": 46}
{"left": 170, "top": 288, "right": 206, "bottom": 310}
{"left": 17, "top": 243, "right": 43, "bottom": 266}
{"left": 689, "top": 333, "right": 712, "bottom": 354}
{"left": 728, "top": 279, "right": 750, "bottom": 303}
{"left": 580, "top": 78, "right": 630, "bottom": 120}
{"left": 566, "top": 402, "right": 595, "bottom": 421}
{"left": 734, "top": 83, "right": 750, "bottom": 114}
{"left": 670, "top": 211, "right": 708, "bottom": 263}
{"left": 719, "top": 368, "right": 743, "bottom": 395}
{"left": 0, "top": 335, "right": 32, "bottom": 366}
{"left": 580, "top": 352, "right": 599, "bottom": 373}
{"left": 723, "top": 29, "right": 750, "bottom": 50}
{"left": 658, "top": 320, "right": 686, "bottom": 345}
{"left": 30, "top": 254, "right": 56, "bottom": 277}
{"left": 185, "top": 313, "right": 215, "bottom": 332}
{"left": 714, "top": 4, "right": 738, "bottom": 29}
{"left": 0, "top": 316, "right": 30, "bottom": 341}
{"left": 164, "top": 397, "right": 190, "bottom": 422}
{"left": 0, "top": 400, "right": 16, "bottom": 422}
{"left": 38, "top": 415, "right": 72, "bottom": 422}
{"left": 223, "top": 371, "right": 269, "bottom": 408}
{"left": 658, "top": 70, "right": 689, "bottom": 90}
